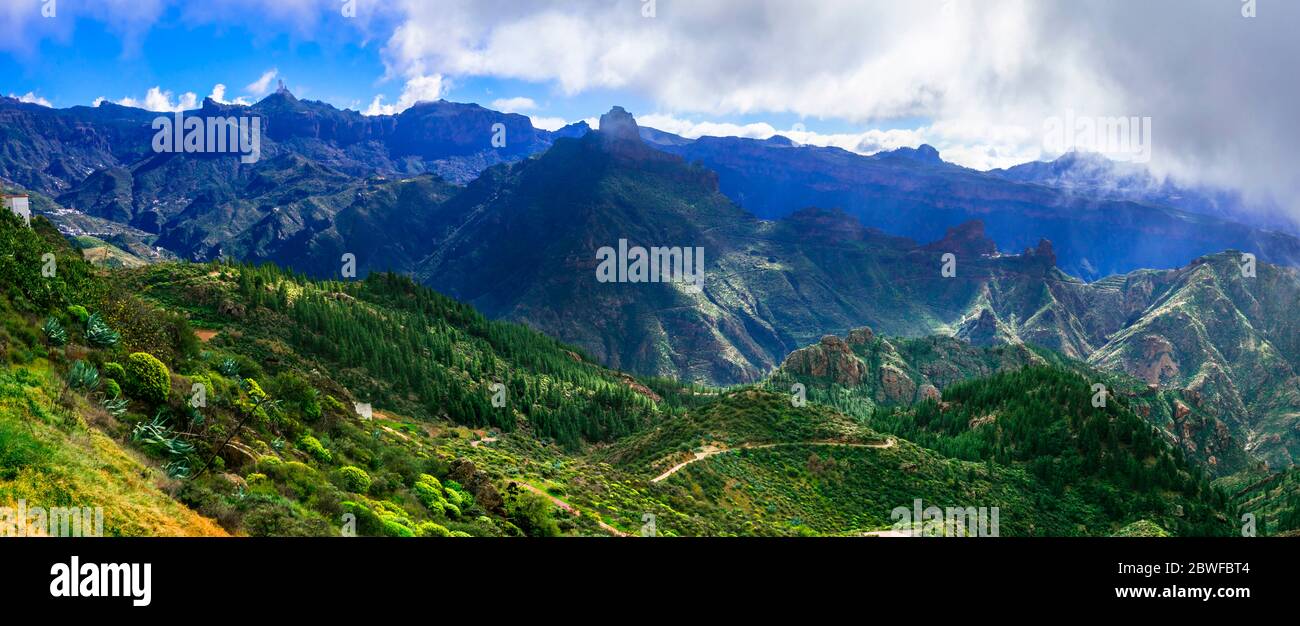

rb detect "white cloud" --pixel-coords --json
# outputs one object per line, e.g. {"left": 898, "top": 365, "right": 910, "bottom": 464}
{"left": 529, "top": 116, "right": 569, "bottom": 131}
{"left": 9, "top": 92, "right": 52, "bottom": 107}
{"left": 363, "top": 95, "right": 394, "bottom": 116}
{"left": 115, "top": 86, "right": 199, "bottom": 112}
{"left": 245, "top": 69, "right": 279, "bottom": 96}
{"left": 363, "top": 73, "right": 445, "bottom": 115}
{"left": 380, "top": 0, "right": 1300, "bottom": 211}
{"left": 209, "top": 84, "right": 252, "bottom": 106}
{"left": 631, "top": 112, "right": 1037, "bottom": 170}
{"left": 491, "top": 97, "right": 537, "bottom": 113}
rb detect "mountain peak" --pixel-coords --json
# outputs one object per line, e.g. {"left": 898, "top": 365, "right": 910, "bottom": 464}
{"left": 598, "top": 106, "right": 641, "bottom": 142}
{"left": 881, "top": 144, "right": 943, "bottom": 165}
{"left": 1026, "top": 238, "right": 1057, "bottom": 266}
{"left": 923, "top": 220, "right": 997, "bottom": 256}
{"left": 1053, "top": 149, "right": 1111, "bottom": 167}
{"left": 551, "top": 120, "right": 591, "bottom": 139}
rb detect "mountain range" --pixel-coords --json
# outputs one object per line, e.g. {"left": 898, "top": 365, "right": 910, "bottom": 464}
{"left": 3, "top": 93, "right": 1298, "bottom": 471}
{"left": 0, "top": 212, "right": 1247, "bottom": 537}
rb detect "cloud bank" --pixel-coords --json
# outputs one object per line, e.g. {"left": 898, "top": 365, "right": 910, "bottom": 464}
{"left": 380, "top": 0, "right": 1300, "bottom": 209}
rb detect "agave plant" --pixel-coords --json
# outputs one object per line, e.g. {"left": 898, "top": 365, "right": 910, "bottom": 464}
{"left": 42, "top": 316, "right": 67, "bottom": 346}
{"left": 67, "top": 360, "right": 100, "bottom": 391}
{"left": 132, "top": 411, "right": 196, "bottom": 460}
{"left": 270, "top": 437, "right": 286, "bottom": 452}
{"left": 186, "top": 404, "right": 206, "bottom": 426}
{"left": 217, "top": 357, "right": 240, "bottom": 378}
{"left": 163, "top": 459, "right": 192, "bottom": 480}
{"left": 100, "top": 396, "right": 128, "bottom": 418}
{"left": 84, "top": 312, "right": 121, "bottom": 348}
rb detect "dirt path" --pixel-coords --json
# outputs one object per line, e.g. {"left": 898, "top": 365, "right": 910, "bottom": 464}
{"left": 860, "top": 528, "right": 916, "bottom": 537}
{"left": 650, "top": 438, "right": 896, "bottom": 483}
{"left": 518, "top": 483, "right": 630, "bottom": 537}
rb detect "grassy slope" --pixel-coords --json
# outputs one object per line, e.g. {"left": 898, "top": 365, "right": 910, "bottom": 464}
{"left": 0, "top": 211, "right": 1249, "bottom": 537}
{"left": 1218, "top": 467, "right": 1300, "bottom": 536}
{"left": 0, "top": 362, "right": 227, "bottom": 536}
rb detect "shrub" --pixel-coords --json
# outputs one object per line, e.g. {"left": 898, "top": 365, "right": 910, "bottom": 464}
{"left": 67, "top": 360, "right": 99, "bottom": 390}
{"left": 102, "top": 362, "right": 125, "bottom": 381}
{"left": 414, "top": 478, "right": 446, "bottom": 512}
{"left": 303, "top": 396, "right": 322, "bottom": 421}
{"left": 42, "top": 317, "right": 67, "bottom": 346}
{"left": 66, "top": 305, "right": 89, "bottom": 323}
{"left": 443, "top": 503, "right": 461, "bottom": 519}
{"left": 102, "top": 378, "right": 121, "bottom": 399}
{"left": 444, "top": 488, "right": 464, "bottom": 508}
{"left": 381, "top": 518, "right": 415, "bottom": 537}
{"left": 337, "top": 466, "right": 372, "bottom": 493}
{"left": 168, "top": 313, "right": 201, "bottom": 362}
{"left": 417, "top": 521, "right": 451, "bottom": 537}
{"left": 449, "top": 531, "right": 472, "bottom": 538}
{"left": 124, "top": 352, "right": 170, "bottom": 403}
{"left": 297, "top": 435, "right": 332, "bottom": 463}
{"left": 508, "top": 492, "right": 561, "bottom": 538}
{"left": 323, "top": 395, "right": 346, "bottom": 413}
{"left": 341, "top": 501, "right": 379, "bottom": 535}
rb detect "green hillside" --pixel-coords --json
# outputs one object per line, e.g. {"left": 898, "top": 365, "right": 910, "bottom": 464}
{"left": 0, "top": 211, "right": 1252, "bottom": 537}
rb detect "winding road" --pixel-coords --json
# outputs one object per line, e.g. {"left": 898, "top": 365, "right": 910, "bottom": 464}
{"left": 650, "top": 438, "right": 897, "bottom": 483}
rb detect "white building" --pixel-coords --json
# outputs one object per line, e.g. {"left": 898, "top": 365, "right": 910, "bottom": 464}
{"left": 3, "top": 194, "right": 30, "bottom": 226}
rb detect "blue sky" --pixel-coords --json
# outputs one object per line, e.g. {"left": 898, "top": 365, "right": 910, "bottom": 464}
{"left": 0, "top": 1, "right": 937, "bottom": 151}
{"left": 0, "top": 3, "right": 874, "bottom": 135}
{"left": 1, "top": 0, "right": 1296, "bottom": 210}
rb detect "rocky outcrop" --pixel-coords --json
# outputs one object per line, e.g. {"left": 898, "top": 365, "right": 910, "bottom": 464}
{"left": 922, "top": 220, "right": 998, "bottom": 257}
{"left": 780, "top": 334, "right": 867, "bottom": 385}
{"left": 846, "top": 327, "right": 875, "bottom": 347}
{"left": 956, "top": 309, "right": 1008, "bottom": 347}
{"left": 1134, "top": 335, "right": 1180, "bottom": 384}
{"left": 598, "top": 106, "right": 642, "bottom": 144}
{"left": 449, "top": 459, "right": 504, "bottom": 515}
{"left": 878, "top": 364, "right": 917, "bottom": 404}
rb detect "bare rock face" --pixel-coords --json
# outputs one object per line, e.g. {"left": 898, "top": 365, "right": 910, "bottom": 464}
{"left": 878, "top": 364, "right": 917, "bottom": 404}
{"left": 918, "top": 384, "right": 941, "bottom": 403}
{"left": 780, "top": 334, "right": 866, "bottom": 385}
{"left": 956, "top": 308, "right": 1005, "bottom": 346}
{"left": 449, "top": 459, "right": 504, "bottom": 515}
{"left": 922, "top": 220, "right": 998, "bottom": 257}
{"left": 1174, "top": 400, "right": 1192, "bottom": 420}
{"left": 846, "top": 327, "right": 874, "bottom": 346}
{"left": 598, "top": 106, "right": 641, "bottom": 143}
{"left": 1135, "top": 335, "right": 1180, "bottom": 384}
